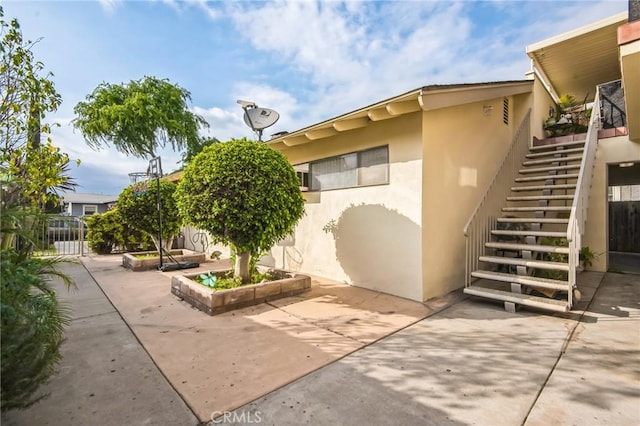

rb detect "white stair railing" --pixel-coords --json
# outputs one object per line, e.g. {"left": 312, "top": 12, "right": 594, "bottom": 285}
{"left": 566, "top": 87, "right": 602, "bottom": 309}
{"left": 464, "top": 110, "right": 532, "bottom": 287}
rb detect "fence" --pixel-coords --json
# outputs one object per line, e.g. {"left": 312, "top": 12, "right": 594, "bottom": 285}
{"left": 38, "top": 216, "right": 88, "bottom": 256}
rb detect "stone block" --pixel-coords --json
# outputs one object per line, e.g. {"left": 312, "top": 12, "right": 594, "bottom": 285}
{"left": 281, "top": 278, "right": 304, "bottom": 294}
{"left": 223, "top": 287, "right": 255, "bottom": 306}
{"left": 255, "top": 282, "right": 281, "bottom": 299}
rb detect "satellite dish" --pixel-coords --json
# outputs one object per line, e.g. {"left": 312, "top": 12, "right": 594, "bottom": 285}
{"left": 243, "top": 107, "right": 280, "bottom": 130}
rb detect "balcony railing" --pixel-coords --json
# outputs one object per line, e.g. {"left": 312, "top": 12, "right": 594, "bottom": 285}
{"left": 599, "top": 79, "right": 626, "bottom": 129}
{"left": 566, "top": 86, "right": 602, "bottom": 308}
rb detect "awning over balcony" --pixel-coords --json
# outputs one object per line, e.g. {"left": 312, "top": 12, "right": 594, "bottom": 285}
{"left": 526, "top": 12, "right": 627, "bottom": 103}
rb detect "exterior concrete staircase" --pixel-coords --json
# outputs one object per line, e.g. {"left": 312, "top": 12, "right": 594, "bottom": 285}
{"left": 463, "top": 137, "right": 586, "bottom": 313}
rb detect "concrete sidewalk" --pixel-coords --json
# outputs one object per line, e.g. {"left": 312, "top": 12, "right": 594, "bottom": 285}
{"left": 228, "top": 272, "right": 640, "bottom": 426}
{"left": 79, "top": 254, "right": 434, "bottom": 422}
{"left": 2, "top": 256, "right": 638, "bottom": 426}
{"left": 1, "top": 261, "right": 198, "bottom": 426}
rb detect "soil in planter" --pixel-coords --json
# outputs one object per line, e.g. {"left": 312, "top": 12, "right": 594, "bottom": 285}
{"left": 195, "top": 269, "right": 292, "bottom": 290}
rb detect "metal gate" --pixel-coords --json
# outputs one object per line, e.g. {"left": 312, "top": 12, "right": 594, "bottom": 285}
{"left": 39, "top": 216, "right": 88, "bottom": 256}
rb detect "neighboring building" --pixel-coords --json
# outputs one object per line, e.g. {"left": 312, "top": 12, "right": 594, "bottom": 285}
{"left": 61, "top": 192, "right": 117, "bottom": 217}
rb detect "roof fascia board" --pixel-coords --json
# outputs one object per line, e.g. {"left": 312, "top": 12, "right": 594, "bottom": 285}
{"left": 269, "top": 89, "right": 422, "bottom": 145}
{"left": 526, "top": 12, "right": 627, "bottom": 54}
{"left": 419, "top": 81, "right": 532, "bottom": 111}
{"left": 270, "top": 81, "right": 531, "bottom": 146}
{"left": 531, "top": 59, "right": 561, "bottom": 104}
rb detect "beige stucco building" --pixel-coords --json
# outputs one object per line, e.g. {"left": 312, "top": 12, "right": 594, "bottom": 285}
{"left": 265, "top": 82, "right": 532, "bottom": 301}
{"left": 178, "top": 8, "right": 639, "bottom": 310}
{"left": 263, "top": 9, "right": 640, "bottom": 306}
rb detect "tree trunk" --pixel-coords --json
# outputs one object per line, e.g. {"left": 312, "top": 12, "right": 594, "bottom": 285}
{"left": 150, "top": 234, "right": 174, "bottom": 254}
{"left": 234, "top": 251, "right": 251, "bottom": 284}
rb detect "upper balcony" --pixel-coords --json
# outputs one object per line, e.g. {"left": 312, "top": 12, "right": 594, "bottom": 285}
{"left": 526, "top": 10, "right": 639, "bottom": 142}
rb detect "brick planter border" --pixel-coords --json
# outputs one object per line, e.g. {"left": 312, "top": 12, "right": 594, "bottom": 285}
{"left": 171, "top": 270, "right": 311, "bottom": 315}
{"left": 122, "top": 249, "right": 206, "bottom": 272}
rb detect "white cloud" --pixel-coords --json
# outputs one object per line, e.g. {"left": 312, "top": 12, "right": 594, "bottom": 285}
{"left": 193, "top": 106, "right": 248, "bottom": 141}
{"left": 98, "top": 0, "right": 120, "bottom": 14}
{"left": 222, "top": 1, "right": 481, "bottom": 126}
{"left": 190, "top": 0, "right": 222, "bottom": 20}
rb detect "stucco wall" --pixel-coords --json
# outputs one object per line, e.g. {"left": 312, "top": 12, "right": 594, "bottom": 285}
{"left": 70, "top": 203, "right": 109, "bottom": 217}
{"left": 181, "top": 225, "right": 232, "bottom": 258}
{"left": 583, "top": 136, "right": 640, "bottom": 271}
{"left": 274, "top": 113, "right": 424, "bottom": 301}
{"left": 421, "top": 94, "right": 531, "bottom": 301}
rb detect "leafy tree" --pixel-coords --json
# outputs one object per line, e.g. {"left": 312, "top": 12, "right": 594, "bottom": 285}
{"left": 72, "top": 76, "right": 208, "bottom": 158}
{"left": 0, "top": 10, "right": 75, "bottom": 410}
{"left": 0, "top": 7, "right": 75, "bottom": 215}
{"left": 85, "top": 208, "right": 153, "bottom": 254}
{"left": 175, "top": 138, "right": 304, "bottom": 283}
{"left": 116, "top": 180, "right": 182, "bottom": 253}
{"left": 181, "top": 135, "right": 219, "bottom": 166}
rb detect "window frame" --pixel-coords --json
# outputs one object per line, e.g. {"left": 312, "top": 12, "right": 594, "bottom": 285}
{"left": 304, "top": 145, "right": 389, "bottom": 192}
{"left": 83, "top": 204, "right": 98, "bottom": 216}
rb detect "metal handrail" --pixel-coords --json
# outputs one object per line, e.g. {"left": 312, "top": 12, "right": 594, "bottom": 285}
{"left": 566, "top": 87, "right": 602, "bottom": 308}
{"left": 464, "top": 110, "right": 532, "bottom": 287}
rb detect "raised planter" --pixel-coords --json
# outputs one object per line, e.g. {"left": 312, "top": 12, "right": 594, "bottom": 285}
{"left": 171, "top": 270, "right": 311, "bottom": 315}
{"left": 122, "top": 249, "right": 206, "bottom": 272}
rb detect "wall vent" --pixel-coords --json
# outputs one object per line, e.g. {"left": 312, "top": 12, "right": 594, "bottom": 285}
{"left": 503, "top": 98, "right": 509, "bottom": 125}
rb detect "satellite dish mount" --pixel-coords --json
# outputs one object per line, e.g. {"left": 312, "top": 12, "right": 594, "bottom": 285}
{"left": 237, "top": 100, "right": 280, "bottom": 142}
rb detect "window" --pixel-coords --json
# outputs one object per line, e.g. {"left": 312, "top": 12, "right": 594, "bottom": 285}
{"left": 308, "top": 146, "right": 388, "bottom": 191}
{"left": 609, "top": 185, "right": 640, "bottom": 201}
{"left": 83, "top": 205, "right": 98, "bottom": 216}
{"left": 294, "top": 164, "right": 310, "bottom": 191}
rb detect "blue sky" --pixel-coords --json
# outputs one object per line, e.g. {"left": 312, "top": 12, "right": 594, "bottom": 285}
{"left": 3, "top": 0, "right": 628, "bottom": 196}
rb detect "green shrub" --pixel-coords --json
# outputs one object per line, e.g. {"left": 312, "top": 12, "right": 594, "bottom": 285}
{"left": 537, "top": 237, "right": 569, "bottom": 280}
{"left": 176, "top": 138, "right": 304, "bottom": 283}
{"left": 85, "top": 209, "right": 152, "bottom": 254}
{"left": 1, "top": 251, "right": 72, "bottom": 411}
{"left": 116, "top": 180, "right": 182, "bottom": 253}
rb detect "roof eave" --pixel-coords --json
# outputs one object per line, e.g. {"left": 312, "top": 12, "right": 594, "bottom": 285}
{"left": 269, "top": 80, "right": 532, "bottom": 149}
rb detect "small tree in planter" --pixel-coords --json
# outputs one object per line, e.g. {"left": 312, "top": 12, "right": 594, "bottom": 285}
{"left": 176, "top": 138, "right": 304, "bottom": 283}
{"left": 116, "top": 180, "right": 182, "bottom": 253}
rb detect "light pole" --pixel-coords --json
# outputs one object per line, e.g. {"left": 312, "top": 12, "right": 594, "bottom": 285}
{"left": 147, "top": 156, "right": 164, "bottom": 270}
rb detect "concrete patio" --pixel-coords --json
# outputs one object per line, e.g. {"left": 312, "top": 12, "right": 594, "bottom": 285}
{"left": 1, "top": 254, "right": 638, "bottom": 425}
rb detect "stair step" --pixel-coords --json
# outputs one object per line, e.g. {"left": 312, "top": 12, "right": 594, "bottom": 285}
{"left": 502, "top": 206, "right": 571, "bottom": 212}
{"left": 507, "top": 194, "right": 574, "bottom": 201}
{"left": 515, "top": 173, "right": 578, "bottom": 182}
{"left": 492, "top": 229, "right": 567, "bottom": 238}
{"left": 519, "top": 164, "right": 581, "bottom": 174}
{"left": 526, "top": 147, "right": 584, "bottom": 158}
{"left": 497, "top": 217, "right": 569, "bottom": 224}
{"left": 486, "top": 241, "right": 569, "bottom": 254}
{"left": 522, "top": 155, "right": 583, "bottom": 166}
{"left": 464, "top": 285, "right": 569, "bottom": 312}
{"left": 469, "top": 272, "right": 569, "bottom": 291}
{"left": 530, "top": 140, "right": 585, "bottom": 151}
{"left": 479, "top": 256, "right": 569, "bottom": 271}
{"left": 511, "top": 184, "right": 576, "bottom": 191}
